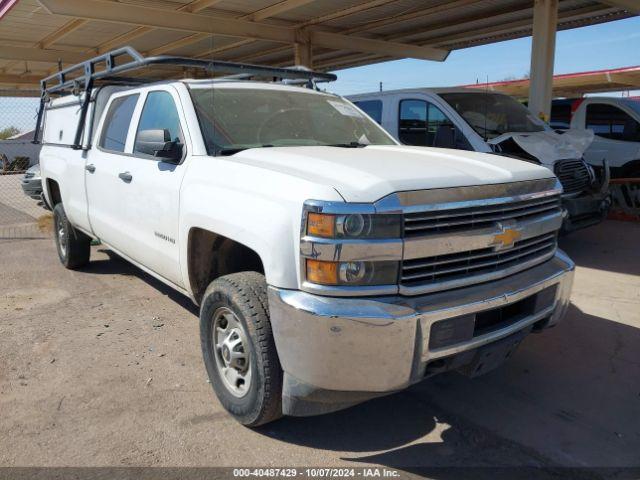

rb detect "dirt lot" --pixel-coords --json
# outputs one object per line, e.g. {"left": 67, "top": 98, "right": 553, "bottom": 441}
{"left": 1, "top": 220, "right": 639, "bottom": 475}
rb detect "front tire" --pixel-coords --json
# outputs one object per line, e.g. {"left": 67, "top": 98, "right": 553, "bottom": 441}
{"left": 200, "top": 272, "right": 283, "bottom": 427}
{"left": 53, "top": 203, "right": 91, "bottom": 269}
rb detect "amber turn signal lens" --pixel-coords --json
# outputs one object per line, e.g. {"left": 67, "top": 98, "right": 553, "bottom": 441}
{"left": 307, "top": 213, "right": 335, "bottom": 238}
{"left": 306, "top": 260, "right": 338, "bottom": 285}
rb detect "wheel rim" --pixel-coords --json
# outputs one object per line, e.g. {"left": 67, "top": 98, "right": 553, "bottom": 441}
{"left": 212, "top": 307, "right": 252, "bottom": 398}
{"left": 56, "top": 213, "right": 67, "bottom": 257}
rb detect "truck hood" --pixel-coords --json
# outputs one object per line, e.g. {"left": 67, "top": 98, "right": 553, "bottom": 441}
{"left": 487, "top": 129, "right": 594, "bottom": 166}
{"left": 227, "top": 145, "right": 555, "bottom": 203}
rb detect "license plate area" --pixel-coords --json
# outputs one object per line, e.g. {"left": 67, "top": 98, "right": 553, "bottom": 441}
{"left": 428, "top": 285, "right": 557, "bottom": 350}
{"left": 457, "top": 328, "right": 530, "bottom": 378}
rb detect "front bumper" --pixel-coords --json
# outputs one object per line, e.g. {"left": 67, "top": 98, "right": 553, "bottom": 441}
{"left": 561, "top": 159, "right": 611, "bottom": 232}
{"left": 561, "top": 193, "right": 610, "bottom": 232}
{"left": 268, "top": 251, "right": 574, "bottom": 416}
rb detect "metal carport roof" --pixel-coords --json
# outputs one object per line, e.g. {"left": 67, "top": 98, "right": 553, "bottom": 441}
{"left": 462, "top": 64, "right": 640, "bottom": 98}
{"left": 0, "top": 0, "right": 637, "bottom": 94}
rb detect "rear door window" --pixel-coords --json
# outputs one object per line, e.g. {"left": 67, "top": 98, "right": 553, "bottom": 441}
{"left": 586, "top": 103, "right": 640, "bottom": 142}
{"left": 99, "top": 94, "right": 139, "bottom": 152}
{"left": 399, "top": 99, "right": 428, "bottom": 145}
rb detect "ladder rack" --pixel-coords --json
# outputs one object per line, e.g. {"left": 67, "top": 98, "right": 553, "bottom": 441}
{"left": 33, "top": 46, "right": 337, "bottom": 149}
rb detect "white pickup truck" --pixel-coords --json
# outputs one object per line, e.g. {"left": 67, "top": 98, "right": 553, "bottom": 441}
{"left": 36, "top": 49, "right": 574, "bottom": 426}
{"left": 551, "top": 97, "right": 640, "bottom": 178}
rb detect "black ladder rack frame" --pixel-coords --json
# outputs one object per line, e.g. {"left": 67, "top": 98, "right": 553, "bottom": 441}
{"left": 33, "top": 46, "right": 337, "bottom": 149}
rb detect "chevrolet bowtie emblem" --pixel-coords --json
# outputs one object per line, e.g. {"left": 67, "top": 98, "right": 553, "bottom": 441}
{"left": 492, "top": 226, "right": 522, "bottom": 250}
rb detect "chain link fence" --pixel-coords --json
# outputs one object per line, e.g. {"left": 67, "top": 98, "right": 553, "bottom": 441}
{"left": 0, "top": 93, "right": 51, "bottom": 239}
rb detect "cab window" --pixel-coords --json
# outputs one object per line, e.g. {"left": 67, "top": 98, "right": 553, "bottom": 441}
{"left": 99, "top": 94, "right": 139, "bottom": 152}
{"left": 354, "top": 100, "right": 383, "bottom": 124}
{"left": 399, "top": 99, "right": 471, "bottom": 149}
{"left": 134, "top": 91, "right": 183, "bottom": 157}
{"left": 586, "top": 103, "right": 640, "bottom": 142}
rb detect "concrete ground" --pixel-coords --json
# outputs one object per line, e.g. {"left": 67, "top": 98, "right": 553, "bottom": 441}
{"left": 0, "top": 174, "right": 43, "bottom": 221}
{"left": 0, "top": 174, "right": 48, "bottom": 239}
{"left": 1, "top": 220, "right": 639, "bottom": 475}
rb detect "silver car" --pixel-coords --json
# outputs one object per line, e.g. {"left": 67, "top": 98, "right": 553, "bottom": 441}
{"left": 21, "top": 164, "right": 45, "bottom": 204}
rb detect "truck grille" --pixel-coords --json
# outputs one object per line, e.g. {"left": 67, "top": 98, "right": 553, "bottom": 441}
{"left": 401, "top": 233, "right": 557, "bottom": 288}
{"left": 554, "top": 159, "right": 591, "bottom": 194}
{"left": 400, "top": 193, "right": 561, "bottom": 294}
{"left": 401, "top": 233, "right": 556, "bottom": 286}
{"left": 404, "top": 195, "right": 562, "bottom": 237}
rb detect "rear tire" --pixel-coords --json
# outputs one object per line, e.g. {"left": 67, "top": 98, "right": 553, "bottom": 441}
{"left": 200, "top": 272, "right": 283, "bottom": 427}
{"left": 53, "top": 203, "right": 91, "bottom": 269}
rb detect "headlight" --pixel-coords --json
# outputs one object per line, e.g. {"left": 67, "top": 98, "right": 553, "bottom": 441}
{"left": 307, "top": 212, "right": 401, "bottom": 239}
{"left": 306, "top": 259, "right": 398, "bottom": 286}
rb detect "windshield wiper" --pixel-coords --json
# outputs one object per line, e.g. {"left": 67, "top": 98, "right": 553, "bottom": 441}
{"left": 218, "top": 148, "right": 247, "bottom": 156}
{"left": 217, "top": 145, "right": 274, "bottom": 156}
{"left": 327, "top": 141, "right": 369, "bottom": 148}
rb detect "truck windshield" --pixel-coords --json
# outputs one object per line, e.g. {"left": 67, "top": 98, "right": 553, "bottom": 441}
{"left": 190, "top": 87, "right": 396, "bottom": 155}
{"left": 440, "top": 92, "right": 546, "bottom": 140}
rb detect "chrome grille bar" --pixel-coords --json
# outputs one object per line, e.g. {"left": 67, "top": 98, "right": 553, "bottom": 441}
{"left": 401, "top": 233, "right": 557, "bottom": 283}
{"left": 403, "top": 233, "right": 556, "bottom": 271}
{"left": 405, "top": 196, "right": 561, "bottom": 236}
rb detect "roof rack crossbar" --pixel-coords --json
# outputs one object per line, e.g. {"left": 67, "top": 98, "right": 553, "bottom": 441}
{"left": 33, "top": 47, "right": 337, "bottom": 148}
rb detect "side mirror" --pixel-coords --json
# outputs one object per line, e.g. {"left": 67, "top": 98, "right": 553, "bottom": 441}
{"left": 135, "top": 129, "right": 183, "bottom": 163}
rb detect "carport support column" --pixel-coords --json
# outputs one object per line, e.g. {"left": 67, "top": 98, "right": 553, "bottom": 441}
{"left": 528, "top": 0, "right": 558, "bottom": 122}
{"left": 294, "top": 42, "right": 313, "bottom": 69}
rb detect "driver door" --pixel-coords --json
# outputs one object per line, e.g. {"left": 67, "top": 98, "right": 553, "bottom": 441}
{"left": 114, "top": 86, "right": 190, "bottom": 286}
{"left": 398, "top": 99, "right": 471, "bottom": 149}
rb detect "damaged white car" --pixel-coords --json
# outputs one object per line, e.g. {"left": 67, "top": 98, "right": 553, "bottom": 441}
{"left": 350, "top": 89, "right": 611, "bottom": 232}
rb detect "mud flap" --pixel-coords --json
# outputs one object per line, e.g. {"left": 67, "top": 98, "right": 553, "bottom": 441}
{"left": 457, "top": 328, "right": 531, "bottom": 378}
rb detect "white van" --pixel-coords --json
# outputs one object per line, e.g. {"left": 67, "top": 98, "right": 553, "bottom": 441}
{"left": 349, "top": 88, "right": 611, "bottom": 232}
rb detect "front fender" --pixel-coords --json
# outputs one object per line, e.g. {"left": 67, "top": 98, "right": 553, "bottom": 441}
{"left": 178, "top": 156, "right": 343, "bottom": 295}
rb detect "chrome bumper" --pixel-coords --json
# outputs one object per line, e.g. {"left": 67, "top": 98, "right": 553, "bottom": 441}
{"left": 268, "top": 250, "right": 574, "bottom": 396}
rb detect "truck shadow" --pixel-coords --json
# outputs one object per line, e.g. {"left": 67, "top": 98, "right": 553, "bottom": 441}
{"left": 559, "top": 220, "right": 640, "bottom": 276}
{"left": 80, "top": 248, "right": 198, "bottom": 315}
{"left": 256, "top": 303, "right": 640, "bottom": 473}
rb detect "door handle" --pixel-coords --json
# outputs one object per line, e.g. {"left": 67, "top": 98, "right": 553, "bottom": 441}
{"left": 118, "top": 172, "right": 133, "bottom": 183}
{"left": 85, "top": 164, "right": 96, "bottom": 173}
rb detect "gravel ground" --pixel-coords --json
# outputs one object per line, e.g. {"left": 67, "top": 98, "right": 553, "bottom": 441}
{"left": 1, "top": 220, "right": 638, "bottom": 477}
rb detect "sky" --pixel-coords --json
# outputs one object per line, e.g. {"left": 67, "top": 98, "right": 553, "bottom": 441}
{"left": 1, "top": 15, "right": 639, "bottom": 134}
{"left": 330, "top": 15, "right": 640, "bottom": 96}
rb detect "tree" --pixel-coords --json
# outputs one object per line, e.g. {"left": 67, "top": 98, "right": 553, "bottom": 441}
{"left": 0, "top": 126, "right": 21, "bottom": 140}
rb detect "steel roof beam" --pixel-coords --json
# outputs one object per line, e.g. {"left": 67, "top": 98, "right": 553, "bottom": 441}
{"left": 600, "top": 0, "right": 640, "bottom": 14}
{"left": 37, "top": 0, "right": 448, "bottom": 61}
